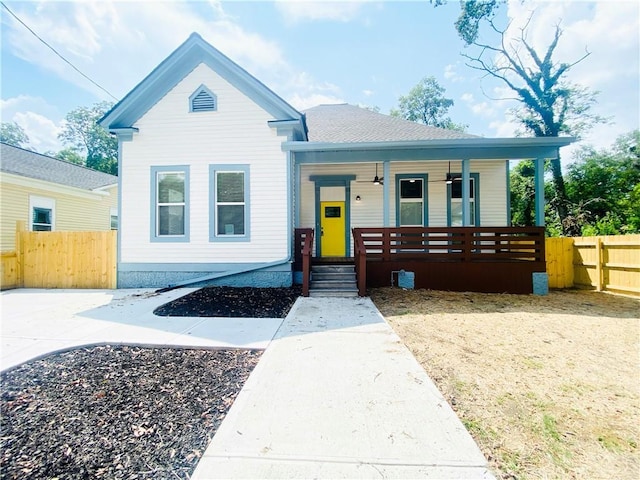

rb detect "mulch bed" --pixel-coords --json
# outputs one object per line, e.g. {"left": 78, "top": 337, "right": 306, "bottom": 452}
{"left": 0, "top": 345, "right": 261, "bottom": 480}
{"left": 153, "top": 286, "right": 302, "bottom": 318}
{"left": 0, "top": 286, "right": 301, "bottom": 479}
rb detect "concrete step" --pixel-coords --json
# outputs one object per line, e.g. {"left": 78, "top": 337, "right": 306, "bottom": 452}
{"left": 309, "top": 288, "right": 359, "bottom": 298}
{"left": 311, "top": 272, "right": 356, "bottom": 282}
{"left": 309, "top": 263, "right": 358, "bottom": 297}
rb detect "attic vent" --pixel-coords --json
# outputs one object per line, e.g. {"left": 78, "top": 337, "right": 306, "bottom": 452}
{"left": 189, "top": 85, "right": 217, "bottom": 112}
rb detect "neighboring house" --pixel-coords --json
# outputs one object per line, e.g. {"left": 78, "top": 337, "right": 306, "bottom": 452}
{"left": 0, "top": 143, "right": 118, "bottom": 251}
{"left": 100, "top": 33, "right": 573, "bottom": 292}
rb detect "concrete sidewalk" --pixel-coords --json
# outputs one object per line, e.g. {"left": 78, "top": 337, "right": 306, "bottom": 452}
{"left": 193, "top": 297, "right": 495, "bottom": 479}
{"left": 0, "top": 289, "right": 283, "bottom": 371}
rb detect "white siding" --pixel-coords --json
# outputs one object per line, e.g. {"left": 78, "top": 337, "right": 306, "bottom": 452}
{"left": 120, "top": 63, "right": 289, "bottom": 264}
{"left": 299, "top": 160, "right": 508, "bottom": 231}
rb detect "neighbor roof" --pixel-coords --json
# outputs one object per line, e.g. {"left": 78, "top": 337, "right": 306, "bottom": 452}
{"left": 303, "top": 104, "right": 477, "bottom": 143}
{"left": 0, "top": 143, "right": 117, "bottom": 190}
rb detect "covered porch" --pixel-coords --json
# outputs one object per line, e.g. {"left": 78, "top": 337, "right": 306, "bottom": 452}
{"left": 295, "top": 226, "right": 546, "bottom": 296}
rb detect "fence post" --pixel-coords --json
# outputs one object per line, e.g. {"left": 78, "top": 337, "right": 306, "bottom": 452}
{"left": 15, "top": 221, "right": 25, "bottom": 287}
{"left": 595, "top": 237, "right": 603, "bottom": 291}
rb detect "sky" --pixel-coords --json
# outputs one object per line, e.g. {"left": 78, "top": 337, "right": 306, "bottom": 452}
{"left": 1, "top": 0, "right": 638, "bottom": 164}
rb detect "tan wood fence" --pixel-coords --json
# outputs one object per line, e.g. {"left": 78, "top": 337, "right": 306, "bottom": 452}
{"left": 546, "top": 235, "right": 640, "bottom": 296}
{"left": 1, "top": 222, "right": 116, "bottom": 289}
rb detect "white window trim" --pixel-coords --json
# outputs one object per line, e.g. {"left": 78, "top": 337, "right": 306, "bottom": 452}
{"left": 29, "top": 195, "right": 55, "bottom": 231}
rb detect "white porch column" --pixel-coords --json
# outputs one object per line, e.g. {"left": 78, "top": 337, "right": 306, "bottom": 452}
{"left": 461, "top": 159, "right": 471, "bottom": 226}
{"left": 383, "top": 160, "right": 390, "bottom": 227}
{"left": 534, "top": 157, "right": 545, "bottom": 226}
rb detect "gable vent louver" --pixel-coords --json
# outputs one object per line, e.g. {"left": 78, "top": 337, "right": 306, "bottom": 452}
{"left": 190, "top": 87, "right": 217, "bottom": 112}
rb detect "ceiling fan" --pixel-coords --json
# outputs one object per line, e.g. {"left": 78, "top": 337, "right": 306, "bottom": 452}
{"left": 357, "top": 163, "right": 384, "bottom": 185}
{"left": 429, "top": 162, "right": 461, "bottom": 183}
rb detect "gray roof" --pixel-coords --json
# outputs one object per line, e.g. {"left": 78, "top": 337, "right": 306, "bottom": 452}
{"left": 303, "top": 104, "right": 477, "bottom": 143}
{"left": 0, "top": 143, "right": 117, "bottom": 190}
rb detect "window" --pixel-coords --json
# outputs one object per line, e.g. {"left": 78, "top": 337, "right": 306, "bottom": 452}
{"left": 189, "top": 85, "right": 217, "bottom": 112}
{"left": 110, "top": 208, "right": 118, "bottom": 230}
{"left": 396, "top": 175, "right": 427, "bottom": 226}
{"left": 448, "top": 174, "right": 480, "bottom": 226}
{"left": 210, "top": 164, "right": 250, "bottom": 242}
{"left": 29, "top": 196, "right": 54, "bottom": 231}
{"left": 150, "top": 166, "right": 190, "bottom": 242}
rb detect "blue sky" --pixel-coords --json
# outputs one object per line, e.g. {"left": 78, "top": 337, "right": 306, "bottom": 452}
{"left": 1, "top": 0, "right": 638, "bottom": 164}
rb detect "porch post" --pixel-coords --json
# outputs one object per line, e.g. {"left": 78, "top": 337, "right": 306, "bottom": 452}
{"left": 383, "top": 160, "right": 390, "bottom": 227}
{"left": 294, "top": 162, "right": 301, "bottom": 228}
{"left": 534, "top": 157, "right": 545, "bottom": 226}
{"left": 461, "top": 159, "right": 471, "bottom": 226}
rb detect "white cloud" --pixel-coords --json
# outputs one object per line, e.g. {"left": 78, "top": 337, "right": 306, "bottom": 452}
{"left": 1, "top": 1, "right": 292, "bottom": 102}
{"left": 287, "top": 93, "right": 345, "bottom": 111}
{"left": 362, "top": 89, "right": 374, "bottom": 97}
{"left": 1, "top": 95, "right": 63, "bottom": 152}
{"left": 444, "top": 63, "right": 463, "bottom": 82}
{"left": 275, "top": 1, "right": 370, "bottom": 24}
{"left": 13, "top": 111, "right": 62, "bottom": 153}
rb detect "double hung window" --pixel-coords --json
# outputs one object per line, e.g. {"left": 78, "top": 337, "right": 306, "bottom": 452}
{"left": 210, "top": 165, "right": 250, "bottom": 241}
{"left": 151, "top": 166, "right": 189, "bottom": 241}
{"left": 448, "top": 174, "right": 479, "bottom": 226}
{"left": 397, "top": 176, "right": 427, "bottom": 226}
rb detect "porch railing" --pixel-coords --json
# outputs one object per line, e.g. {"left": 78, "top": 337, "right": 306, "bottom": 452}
{"left": 353, "top": 228, "right": 367, "bottom": 296}
{"left": 352, "top": 227, "right": 545, "bottom": 263}
{"left": 294, "top": 228, "right": 314, "bottom": 297}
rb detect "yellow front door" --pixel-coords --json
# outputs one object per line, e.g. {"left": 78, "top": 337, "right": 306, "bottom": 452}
{"left": 320, "top": 201, "right": 346, "bottom": 257}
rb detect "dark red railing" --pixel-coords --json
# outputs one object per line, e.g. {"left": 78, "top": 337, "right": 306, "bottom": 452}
{"left": 353, "top": 229, "right": 367, "bottom": 296}
{"left": 352, "top": 226, "right": 545, "bottom": 263}
{"left": 294, "top": 228, "right": 314, "bottom": 297}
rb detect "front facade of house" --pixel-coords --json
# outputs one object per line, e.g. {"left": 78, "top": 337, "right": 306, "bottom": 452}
{"left": 0, "top": 143, "right": 118, "bottom": 252}
{"left": 101, "top": 33, "right": 572, "bottom": 291}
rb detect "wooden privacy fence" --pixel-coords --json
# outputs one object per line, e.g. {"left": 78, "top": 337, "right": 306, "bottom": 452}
{"left": 1, "top": 222, "right": 117, "bottom": 289}
{"left": 546, "top": 235, "right": 640, "bottom": 296}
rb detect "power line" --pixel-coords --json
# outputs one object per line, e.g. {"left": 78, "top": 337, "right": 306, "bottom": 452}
{"left": 1, "top": 1, "right": 119, "bottom": 101}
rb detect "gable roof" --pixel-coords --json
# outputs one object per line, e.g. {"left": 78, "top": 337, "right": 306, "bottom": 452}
{"left": 100, "top": 33, "right": 304, "bottom": 136}
{"left": 303, "top": 104, "right": 477, "bottom": 143}
{"left": 0, "top": 143, "right": 117, "bottom": 190}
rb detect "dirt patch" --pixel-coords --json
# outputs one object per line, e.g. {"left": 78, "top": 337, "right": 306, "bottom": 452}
{"left": 153, "top": 286, "right": 301, "bottom": 318}
{"left": 370, "top": 288, "right": 640, "bottom": 480}
{"left": 1, "top": 345, "right": 261, "bottom": 479}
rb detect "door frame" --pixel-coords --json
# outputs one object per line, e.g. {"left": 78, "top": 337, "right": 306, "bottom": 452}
{"left": 309, "top": 175, "right": 355, "bottom": 257}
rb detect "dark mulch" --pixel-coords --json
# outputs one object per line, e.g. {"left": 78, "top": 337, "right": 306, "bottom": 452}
{"left": 0, "top": 345, "right": 261, "bottom": 480}
{"left": 153, "top": 286, "right": 302, "bottom": 318}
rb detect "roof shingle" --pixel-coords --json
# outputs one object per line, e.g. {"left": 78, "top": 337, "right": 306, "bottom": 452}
{"left": 0, "top": 143, "right": 117, "bottom": 190}
{"left": 303, "top": 104, "right": 477, "bottom": 143}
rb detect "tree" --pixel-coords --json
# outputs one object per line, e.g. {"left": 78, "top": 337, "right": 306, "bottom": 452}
{"left": 564, "top": 130, "right": 640, "bottom": 235}
{"left": 58, "top": 101, "right": 117, "bottom": 175}
{"left": 1, "top": 121, "right": 30, "bottom": 149}
{"left": 454, "top": 1, "right": 608, "bottom": 234}
{"left": 390, "top": 76, "right": 467, "bottom": 131}
{"left": 44, "top": 148, "right": 85, "bottom": 166}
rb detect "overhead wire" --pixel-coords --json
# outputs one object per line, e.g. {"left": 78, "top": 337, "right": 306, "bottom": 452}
{"left": 0, "top": 1, "right": 119, "bottom": 101}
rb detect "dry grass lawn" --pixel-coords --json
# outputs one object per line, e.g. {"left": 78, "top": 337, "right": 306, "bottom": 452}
{"left": 370, "top": 287, "right": 640, "bottom": 480}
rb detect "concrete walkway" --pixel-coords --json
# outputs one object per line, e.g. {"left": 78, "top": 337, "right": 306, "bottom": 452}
{"left": 1, "top": 289, "right": 494, "bottom": 479}
{"left": 193, "top": 297, "right": 494, "bottom": 479}
{"left": 0, "top": 289, "right": 283, "bottom": 371}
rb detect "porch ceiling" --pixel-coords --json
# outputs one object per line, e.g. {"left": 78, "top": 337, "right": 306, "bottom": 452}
{"left": 284, "top": 137, "right": 575, "bottom": 163}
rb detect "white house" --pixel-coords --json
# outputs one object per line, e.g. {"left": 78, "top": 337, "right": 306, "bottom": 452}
{"left": 100, "top": 33, "right": 572, "bottom": 293}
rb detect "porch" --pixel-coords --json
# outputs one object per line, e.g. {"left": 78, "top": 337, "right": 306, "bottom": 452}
{"left": 295, "top": 226, "right": 546, "bottom": 296}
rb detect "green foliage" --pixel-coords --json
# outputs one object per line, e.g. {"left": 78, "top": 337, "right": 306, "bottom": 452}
{"left": 455, "top": 0, "right": 501, "bottom": 45}
{"left": 391, "top": 76, "right": 467, "bottom": 131}
{"left": 55, "top": 148, "right": 86, "bottom": 165}
{"left": 564, "top": 130, "right": 640, "bottom": 235}
{"left": 1, "top": 121, "right": 30, "bottom": 149}
{"left": 58, "top": 101, "right": 117, "bottom": 175}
